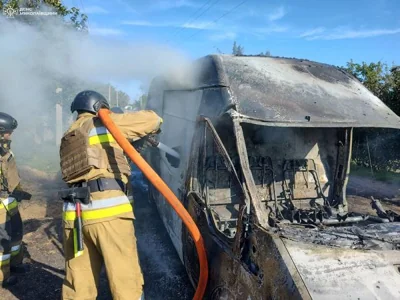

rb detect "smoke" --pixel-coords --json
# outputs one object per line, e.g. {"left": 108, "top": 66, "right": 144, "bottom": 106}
{"left": 0, "top": 15, "right": 191, "bottom": 167}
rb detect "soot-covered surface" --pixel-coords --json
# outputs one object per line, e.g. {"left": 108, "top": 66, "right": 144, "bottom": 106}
{"left": 278, "top": 222, "right": 400, "bottom": 250}
{"left": 153, "top": 55, "right": 400, "bottom": 128}
{"left": 220, "top": 55, "right": 400, "bottom": 127}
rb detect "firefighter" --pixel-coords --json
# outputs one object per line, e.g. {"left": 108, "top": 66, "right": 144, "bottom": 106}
{"left": 0, "top": 112, "right": 31, "bottom": 287}
{"left": 59, "top": 91, "right": 162, "bottom": 299}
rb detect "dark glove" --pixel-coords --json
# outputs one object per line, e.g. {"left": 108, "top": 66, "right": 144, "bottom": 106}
{"left": 131, "top": 132, "right": 160, "bottom": 155}
{"left": 10, "top": 183, "right": 32, "bottom": 202}
{"left": 131, "top": 138, "right": 149, "bottom": 155}
{"left": 10, "top": 190, "right": 32, "bottom": 202}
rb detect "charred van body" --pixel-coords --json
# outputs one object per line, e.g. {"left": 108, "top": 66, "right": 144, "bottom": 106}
{"left": 144, "top": 55, "right": 400, "bottom": 299}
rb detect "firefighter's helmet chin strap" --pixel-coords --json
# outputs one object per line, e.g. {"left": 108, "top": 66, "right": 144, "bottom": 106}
{"left": 0, "top": 135, "right": 11, "bottom": 156}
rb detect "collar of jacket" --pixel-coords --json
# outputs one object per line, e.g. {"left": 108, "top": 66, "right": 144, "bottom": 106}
{"left": 77, "top": 112, "right": 95, "bottom": 120}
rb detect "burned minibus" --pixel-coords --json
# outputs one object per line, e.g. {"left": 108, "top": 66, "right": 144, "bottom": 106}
{"left": 144, "top": 54, "right": 400, "bottom": 299}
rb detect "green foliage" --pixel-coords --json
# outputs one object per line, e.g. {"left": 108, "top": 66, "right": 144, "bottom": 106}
{"left": 345, "top": 60, "right": 399, "bottom": 116}
{"left": 352, "top": 128, "right": 400, "bottom": 172}
{"left": 0, "top": 0, "right": 129, "bottom": 112}
{"left": 0, "top": 0, "right": 88, "bottom": 31}
{"left": 67, "top": 6, "right": 87, "bottom": 32}
{"left": 345, "top": 61, "right": 400, "bottom": 173}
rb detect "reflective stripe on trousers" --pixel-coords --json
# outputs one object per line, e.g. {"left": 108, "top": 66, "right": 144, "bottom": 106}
{"left": 0, "top": 254, "right": 11, "bottom": 267}
{"left": 0, "top": 197, "right": 17, "bottom": 212}
{"left": 62, "top": 196, "right": 132, "bottom": 221}
{"left": 11, "top": 244, "right": 21, "bottom": 257}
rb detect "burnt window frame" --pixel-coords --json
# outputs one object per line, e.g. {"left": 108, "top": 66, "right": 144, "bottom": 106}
{"left": 188, "top": 116, "right": 246, "bottom": 243}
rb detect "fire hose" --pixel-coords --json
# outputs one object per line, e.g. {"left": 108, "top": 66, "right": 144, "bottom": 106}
{"left": 98, "top": 108, "right": 208, "bottom": 300}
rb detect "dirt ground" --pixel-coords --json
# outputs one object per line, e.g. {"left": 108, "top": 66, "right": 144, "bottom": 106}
{"left": 347, "top": 175, "right": 400, "bottom": 214}
{"left": 0, "top": 168, "right": 399, "bottom": 300}
{"left": 347, "top": 175, "right": 400, "bottom": 200}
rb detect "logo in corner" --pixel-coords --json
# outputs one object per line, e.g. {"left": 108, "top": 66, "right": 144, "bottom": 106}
{"left": 3, "top": 7, "right": 18, "bottom": 18}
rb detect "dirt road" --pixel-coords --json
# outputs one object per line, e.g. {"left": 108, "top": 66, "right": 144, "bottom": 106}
{"left": 347, "top": 175, "right": 400, "bottom": 199}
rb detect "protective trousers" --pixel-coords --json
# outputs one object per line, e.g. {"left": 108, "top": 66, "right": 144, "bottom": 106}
{"left": 62, "top": 218, "right": 144, "bottom": 300}
{"left": 0, "top": 197, "right": 23, "bottom": 283}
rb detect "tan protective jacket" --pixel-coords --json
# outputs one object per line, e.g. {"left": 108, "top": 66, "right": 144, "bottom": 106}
{"left": 0, "top": 151, "right": 21, "bottom": 215}
{"left": 60, "top": 110, "right": 162, "bottom": 228}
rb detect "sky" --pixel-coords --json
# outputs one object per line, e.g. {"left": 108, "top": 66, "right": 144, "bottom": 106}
{"left": 62, "top": 0, "right": 400, "bottom": 100}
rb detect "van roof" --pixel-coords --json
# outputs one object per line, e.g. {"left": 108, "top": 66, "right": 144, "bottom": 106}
{"left": 148, "top": 54, "right": 400, "bottom": 129}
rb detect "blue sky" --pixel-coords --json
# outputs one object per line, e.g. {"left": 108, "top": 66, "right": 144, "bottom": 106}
{"left": 62, "top": 0, "right": 400, "bottom": 100}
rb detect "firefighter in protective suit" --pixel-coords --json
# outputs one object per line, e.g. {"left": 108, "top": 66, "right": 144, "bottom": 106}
{"left": 0, "top": 112, "right": 31, "bottom": 287}
{"left": 59, "top": 91, "right": 162, "bottom": 299}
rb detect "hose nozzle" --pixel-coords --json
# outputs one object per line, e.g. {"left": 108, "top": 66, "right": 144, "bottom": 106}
{"left": 147, "top": 136, "right": 181, "bottom": 160}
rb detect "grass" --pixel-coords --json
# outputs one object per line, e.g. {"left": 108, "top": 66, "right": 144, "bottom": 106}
{"left": 350, "top": 162, "right": 400, "bottom": 184}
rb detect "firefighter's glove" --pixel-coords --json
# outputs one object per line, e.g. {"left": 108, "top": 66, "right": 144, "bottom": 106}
{"left": 11, "top": 190, "right": 32, "bottom": 202}
{"left": 131, "top": 133, "right": 160, "bottom": 154}
{"left": 131, "top": 138, "right": 148, "bottom": 155}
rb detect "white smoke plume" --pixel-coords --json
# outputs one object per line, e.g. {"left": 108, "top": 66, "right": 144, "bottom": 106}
{"left": 0, "top": 15, "right": 191, "bottom": 167}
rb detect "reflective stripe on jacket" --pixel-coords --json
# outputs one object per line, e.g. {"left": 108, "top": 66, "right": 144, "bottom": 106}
{"left": 0, "top": 254, "right": 11, "bottom": 266}
{"left": 0, "top": 197, "right": 18, "bottom": 214}
{"left": 88, "top": 126, "right": 116, "bottom": 145}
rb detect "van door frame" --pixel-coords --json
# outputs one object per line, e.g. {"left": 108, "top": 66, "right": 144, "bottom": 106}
{"left": 181, "top": 116, "right": 252, "bottom": 287}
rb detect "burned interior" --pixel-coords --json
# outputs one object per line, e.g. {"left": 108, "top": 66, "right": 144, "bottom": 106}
{"left": 237, "top": 122, "right": 400, "bottom": 249}
{"left": 240, "top": 123, "right": 354, "bottom": 226}
{"left": 196, "top": 117, "right": 400, "bottom": 234}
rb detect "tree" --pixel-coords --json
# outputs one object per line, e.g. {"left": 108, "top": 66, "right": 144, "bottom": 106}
{"left": 131, "top": 94, "right": 147, "bottom": 111}
{"left": 53, "top": 79, "right": 131, "bottom": 109}
{"left": 231, "top": 41, "right": 272, "bottom": 56}
{"left": 0, "top": 0, "right": 130, "bottom": 110}
{"left": 345, "top": 60, "right": 400, "bottom": 172}
{"left": 232, "top": 41, "right": 237, "bottom": 55}
{"left": 66, "top": 6, "right": 88, "bottom": 32}
{"left": 0, "top": 0, "right": 88, "bottom": 31}
{"left": 259, "top": 50, "right": 271, "bottom": 57}
{"left": 113, "top": 90, "right": 130, "bottom": 108}
{"left": 346, "top": 61, "right": 387, "bottom": 97}
{"left": 232, "top": 41, "right": 244, "bottom": 56}
{"left": 345, "top": 60, "right": 399, "bottom": 116}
